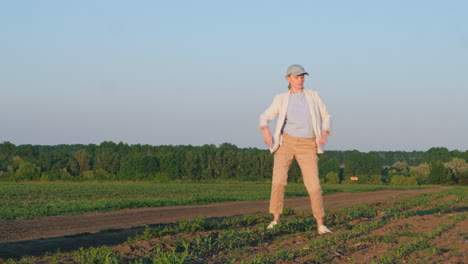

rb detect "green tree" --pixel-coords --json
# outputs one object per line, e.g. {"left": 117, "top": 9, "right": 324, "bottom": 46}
{"left": 344, "top": 151, "right": 382, "bottom": 183}
{"left": 458, "top": 170, "right": 468, "bottom": 186}
{"left": 159, "top": 151, "right": 184, "bottom": 180}
{"left": 117, "top": 155, "right": 159, "bottom": 181}
{"left": 369, "top": 174, "right": 383, "bottom": 185}
{"left": 141, "top": 156, "right": 159, "bottom": 176}
{"left": 370, "top": 151, "right": 424, "bottom": 166}
{"left": 14, "top": 144, "right": 37, "bottom": 160}
{"left": 218, "top": 143, "right": 240, "bottom": 179}
{"left": 184, "top": 151, "right": 200, "bottom": 181}
{"left": 427, "top": 160, "right": 452, "bottom": 184}
{"left": 325, "top": 171, "right": 340, "bottom": 184}
{"left": 94, "top": 141, "right": 120, "bottom": 174}
{"left": 5, "top": 141, "right": 468, "bottom": 184}
{"left": 118, "top": 156, "right": 143, "bottom": 180}
{"left": 72, "top": 149, "right": 92, "bottom": 174}
{"left": 36, "top": 151, "right": 78, "bottom": 179}
{"left": 257, "top": 150, "right": 273, "bottom": 180}
{"left": 422, "top": 147, "right": 452, "bottom": 163}
{"left": 444, "top": 158, "right": 468, "bottom": 184}
{"left": 392, "top": 161, "right": 409, "bottom": 174}
{"left": 318, "top": 156, "right": 340, "bottom": 180}
{"left": 14, "top": 161, "right": 41, "bottom": 181}
{"left": 0, "top": 141, "right": 15, "bottom": 158}
{"left": 94, "top": 168, "right": 114, "bottom": 181}
{"left": 410, "top": 163, "right": 430, "bottom": 178}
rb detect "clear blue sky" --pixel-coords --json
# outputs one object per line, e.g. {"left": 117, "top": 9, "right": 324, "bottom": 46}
{"left": 1, "top": 1, "right": 467, "bottom": 152}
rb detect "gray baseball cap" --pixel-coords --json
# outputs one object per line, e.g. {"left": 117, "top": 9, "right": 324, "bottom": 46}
{"left": 286, "top": 64, "right": 309, "bottom": 76}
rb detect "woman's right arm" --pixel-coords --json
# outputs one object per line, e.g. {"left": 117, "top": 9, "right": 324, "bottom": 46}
{"left": 259, "top": 95, "right": 281, "bottom": 148}
{"left": 260, "top": 126, "right": 273, "bottom": 148}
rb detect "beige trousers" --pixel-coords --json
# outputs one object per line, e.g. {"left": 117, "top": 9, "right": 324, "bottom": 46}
{"left": 269, "top": 132, "right": 325, "bottom": 220}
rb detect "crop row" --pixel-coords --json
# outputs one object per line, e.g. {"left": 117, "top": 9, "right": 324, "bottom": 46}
{"left": 4, "top": 187, "right": 465, "bottom": 264}
{"left": 0, "top": 182, "right": 423, "bottom": 220}
{"left": 375, "top": 214, "right": 466, "bottom": 263}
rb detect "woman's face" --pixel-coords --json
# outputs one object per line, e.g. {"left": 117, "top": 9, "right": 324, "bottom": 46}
{"left": 286, "top": 74, "right": 305, "bottom": 89}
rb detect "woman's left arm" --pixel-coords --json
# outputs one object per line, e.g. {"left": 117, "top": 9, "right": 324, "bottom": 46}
{"left": 315, "top": 92, "right": 332, "bottom": 145}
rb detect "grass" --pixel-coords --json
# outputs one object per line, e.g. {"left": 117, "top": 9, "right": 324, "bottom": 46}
{"left": 0, "top": 182, "right": 428, "bottom": 220}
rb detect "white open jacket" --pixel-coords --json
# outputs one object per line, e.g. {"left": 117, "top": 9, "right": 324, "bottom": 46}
{"left": 259, "top": 89, "right": 332, "bottom": 154}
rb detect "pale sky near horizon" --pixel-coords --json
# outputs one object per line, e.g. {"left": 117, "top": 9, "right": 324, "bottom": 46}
{"left": 1, "top": 1, "right": 467, "bottom": 152}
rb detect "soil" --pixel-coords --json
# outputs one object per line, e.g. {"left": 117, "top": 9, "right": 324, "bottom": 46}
{"left": 0, "top": 186, "right": 456, "bottom": 260}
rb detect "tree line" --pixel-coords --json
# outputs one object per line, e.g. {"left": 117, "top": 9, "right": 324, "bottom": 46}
{"left": 0, "top": 141, "right": 467, "bottom": 185}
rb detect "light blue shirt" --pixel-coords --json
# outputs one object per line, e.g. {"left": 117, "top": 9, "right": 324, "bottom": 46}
{"left": 282, "top": 92, "right": 315, "bottom": 138}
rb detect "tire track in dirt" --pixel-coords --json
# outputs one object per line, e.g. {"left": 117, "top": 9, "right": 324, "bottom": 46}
{"left": 0, "top": 187, "right": 450, "bottom": 259}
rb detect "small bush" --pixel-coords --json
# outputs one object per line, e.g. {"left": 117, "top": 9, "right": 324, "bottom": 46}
{"left": 369, "top": 174, "right": 383, "bottom": 185}
{"left": 325, "top": 172, "right": 340, "bottom": 184}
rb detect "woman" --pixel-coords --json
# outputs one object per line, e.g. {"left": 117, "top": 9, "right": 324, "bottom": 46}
{"left": 259, "top": 64, "right": 332, "bottom": 234}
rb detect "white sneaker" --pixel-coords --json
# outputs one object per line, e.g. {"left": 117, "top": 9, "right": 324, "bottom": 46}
{"left": 267, "top": 221, "right": 278, "bottom": 229}
{"left": 318, "top": 225, "right": 332, "bottom": 235}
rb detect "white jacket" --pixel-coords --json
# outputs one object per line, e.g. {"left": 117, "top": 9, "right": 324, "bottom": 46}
{"left": 259, "top": 89, "right": 332, "bottom": 154}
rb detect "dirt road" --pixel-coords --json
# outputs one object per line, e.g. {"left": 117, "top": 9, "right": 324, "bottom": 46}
{"left": 0, "top": 187, "right": 451, "bottom": 259}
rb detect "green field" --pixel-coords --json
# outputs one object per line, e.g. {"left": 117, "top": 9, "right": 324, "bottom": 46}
{"left": 3, "top": 186, "right": 466, "bottom": 264}
{"left": 0, "top": 182, "right": 428, "bottom": 220}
